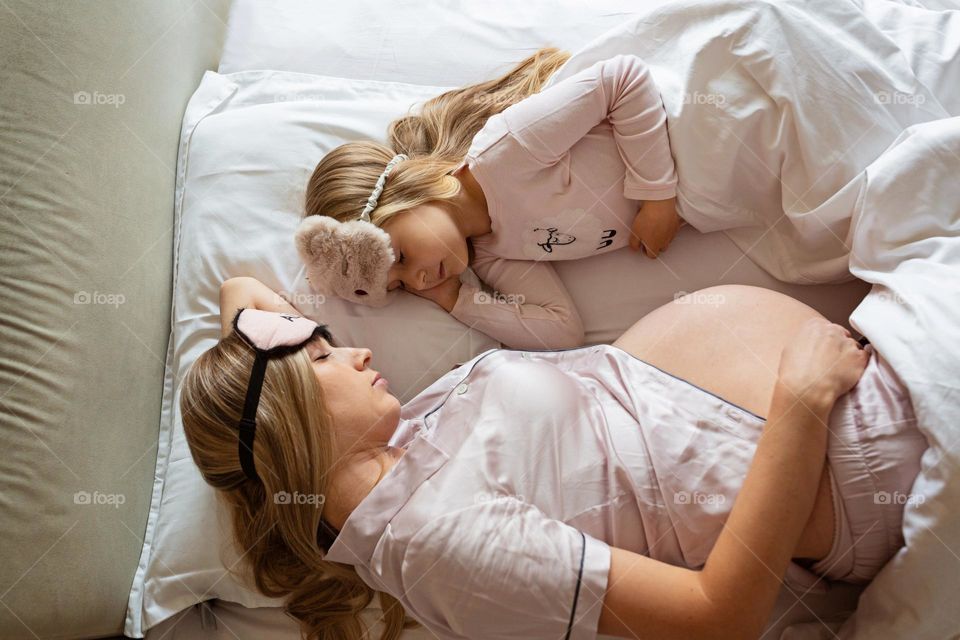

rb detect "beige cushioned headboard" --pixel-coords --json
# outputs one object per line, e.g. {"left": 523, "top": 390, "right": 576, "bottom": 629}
{"left": 0, "top": 1, "right": 230, "bottom": 637}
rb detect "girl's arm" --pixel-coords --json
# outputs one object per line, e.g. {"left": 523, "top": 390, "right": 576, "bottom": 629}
{"left": 599, "top": 318, "right": 870, "bottom": 639}
{"left": 218, "top": 277, "right": 300, "bottom": 337}
{"left": 448, "top": 250, "right": 585, "bottom": 349}
{"left": 500, "top": 53, "right": 677, "bottom": 201}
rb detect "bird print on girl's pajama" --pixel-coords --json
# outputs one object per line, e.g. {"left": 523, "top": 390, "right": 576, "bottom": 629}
{"left": 521, "top": 207, "right": 619, "bottom": 260}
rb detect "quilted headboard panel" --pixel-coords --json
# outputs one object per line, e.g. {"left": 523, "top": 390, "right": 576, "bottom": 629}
{"left": 0, "top": 1, "right": 230, "bottom": 637}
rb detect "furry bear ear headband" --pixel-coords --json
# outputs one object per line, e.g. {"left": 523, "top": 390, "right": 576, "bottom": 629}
{"left": 294, "top": 153, "right": 407, "bottom": 307}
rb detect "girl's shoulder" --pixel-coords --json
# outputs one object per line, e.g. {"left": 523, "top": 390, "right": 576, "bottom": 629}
{"left": 466, "top": 112, "right": 511, "bottom": 160}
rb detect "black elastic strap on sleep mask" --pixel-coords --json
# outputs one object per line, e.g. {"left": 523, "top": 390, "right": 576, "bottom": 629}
{"left": 231, "top": 308, "right": 331, "bottom": 483}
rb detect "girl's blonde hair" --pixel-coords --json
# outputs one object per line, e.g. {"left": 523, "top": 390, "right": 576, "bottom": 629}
{"left": 182, "top": 47, "right": 572, "bottom": 640}
{"left": 180, "top": 332, "right": 416, "bottom": 640}
{"left": 303, "top": 46, "right": 571, "bottom": 229}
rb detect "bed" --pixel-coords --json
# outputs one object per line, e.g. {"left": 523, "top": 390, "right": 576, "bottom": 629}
{"left": 129, "top": 1, "right": 875, "bottom": 638}
{"left": 2, "top": 1, "right": 957, "bottom": 639}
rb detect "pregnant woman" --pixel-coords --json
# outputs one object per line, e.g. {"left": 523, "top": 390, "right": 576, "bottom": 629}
{"left": 181, "top": 278, "right": 926, "bottom": 640}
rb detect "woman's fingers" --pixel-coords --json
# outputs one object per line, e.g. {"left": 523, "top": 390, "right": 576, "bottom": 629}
{"left": 778, "top": 318, "right": 870, "bottom": 403}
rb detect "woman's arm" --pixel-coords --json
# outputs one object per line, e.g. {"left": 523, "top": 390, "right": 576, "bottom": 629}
{"left": 599, "top": 318, "right": 870, "bottom": 639}
{"left": 218, "top": 277, "right": 300, "bottom": 337}
{"left": 597, "top": 384, "right": 832, "bottom": 639}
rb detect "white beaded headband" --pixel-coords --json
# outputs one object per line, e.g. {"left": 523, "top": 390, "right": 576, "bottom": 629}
{"left": 359, "top": 153, "right": 408, "bottom": 222}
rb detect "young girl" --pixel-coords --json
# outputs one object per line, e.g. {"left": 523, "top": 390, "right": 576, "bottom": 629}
{"left": 297, "top": 47, "right": 683, "bottom": 350}
{"left": 181, "top": 276, "right": 926, "bottom": 640}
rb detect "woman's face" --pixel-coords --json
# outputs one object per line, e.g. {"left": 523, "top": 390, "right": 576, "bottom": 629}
{"left": 305, "top": 337, "right": 401, "bottom": 453}
{"left": 381, "top": 203, "right": 469, "bottom": 291}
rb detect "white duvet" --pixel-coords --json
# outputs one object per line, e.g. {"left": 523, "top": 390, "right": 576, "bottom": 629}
{"left": 548, "top": 0, "right": 960, "bottom": 285}
{"left": 549, "top": 1, "right": 960, "bottom": 637}
{"left": 127, "top": 1, "right": 959, "bottom": 638}
{"left": 840, "top": 117, "right": 960, "bottom": 640}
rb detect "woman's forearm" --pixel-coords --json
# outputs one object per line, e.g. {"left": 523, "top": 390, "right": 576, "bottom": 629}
{"left": 219, "top": 277, "right": 300, "bottom": 337}
{"left": 699, "top": 381, "right": 834, "bottom": 639}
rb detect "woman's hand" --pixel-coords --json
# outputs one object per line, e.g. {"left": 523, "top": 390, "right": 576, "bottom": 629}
{"left": 629, "top": 197, "right": 682, "bottom": 258}
{"left": 404, "top": 277, "right": 463, "bottom": 313}
{"left": 777, "top": 317, "right": 870, "bottom": 407}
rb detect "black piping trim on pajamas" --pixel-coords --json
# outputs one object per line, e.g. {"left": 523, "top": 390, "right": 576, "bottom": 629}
{"left": 565, "top": 530, "right": 587, "bottom": 640}
{"left": 621, "top": 351, "right": 765, "bottom": 421}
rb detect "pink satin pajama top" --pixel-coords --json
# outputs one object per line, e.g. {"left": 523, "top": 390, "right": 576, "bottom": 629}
{"left": 323, "top": 344, "right": 826, "bottom": 639}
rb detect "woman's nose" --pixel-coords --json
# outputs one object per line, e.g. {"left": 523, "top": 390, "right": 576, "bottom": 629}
{"left": 354, "top": 348, "right": 372, "bottom": 369}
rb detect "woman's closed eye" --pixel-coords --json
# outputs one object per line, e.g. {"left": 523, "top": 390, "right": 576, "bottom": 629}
{"left": 313, "top": 353, "right": 331, "bottom": 361}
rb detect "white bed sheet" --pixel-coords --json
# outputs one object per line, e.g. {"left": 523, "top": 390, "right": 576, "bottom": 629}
{"left": 145, "top": 583, "right": 867, "bottom": 640}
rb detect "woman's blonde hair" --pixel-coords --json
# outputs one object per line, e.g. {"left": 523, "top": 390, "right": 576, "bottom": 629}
{"left": 303, "top": 46, "right": 571, "bottom": 228}
{"left": 180, "top": 332, "right": 416, "bottom": 640}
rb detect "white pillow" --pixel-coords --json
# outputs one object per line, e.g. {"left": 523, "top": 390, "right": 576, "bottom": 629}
{"left": 125, "top": 67, "right": 870, "bottom": 637}
{"left": 123, "top": 70, "right": 502, "bottom": 637}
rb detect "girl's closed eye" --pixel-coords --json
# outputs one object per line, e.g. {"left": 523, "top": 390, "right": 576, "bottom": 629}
{"left": 393, "top": 249, "right": 406, "bottom": 289}
{"left": 313, "top": 352, "right": 331, "bottom": 361}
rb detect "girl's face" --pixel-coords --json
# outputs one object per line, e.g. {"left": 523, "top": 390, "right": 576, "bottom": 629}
{"left": 305, "top": 337, "right": 401, "bottom": 453}
{"left": 381, "top": 203, "right": 469, "bottom": 291}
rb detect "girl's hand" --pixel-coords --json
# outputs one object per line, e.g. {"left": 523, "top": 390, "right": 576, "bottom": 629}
{"left": 777, "top": 318, "right": 871, "bottom": 407}
{"left": 629, "top": 197, "right": 682, "bottom": 258}
{"left": 405, "top": 277, "right": 463, "bottom": 313}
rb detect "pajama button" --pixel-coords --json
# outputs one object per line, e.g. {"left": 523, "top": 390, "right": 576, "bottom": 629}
{"left": 455, "top": 383, "right": 469, "bottom": 395}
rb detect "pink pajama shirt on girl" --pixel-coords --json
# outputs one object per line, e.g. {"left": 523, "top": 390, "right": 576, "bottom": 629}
{"left": 445, "top": 54, "right": 678, "bottom": 349}
{"left": 322, "top": 344, "right": 924, "bottom": 640}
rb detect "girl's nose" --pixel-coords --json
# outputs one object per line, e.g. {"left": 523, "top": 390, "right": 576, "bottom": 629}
{"left": 408, "top": 268, "right": 426, "bottom": 290}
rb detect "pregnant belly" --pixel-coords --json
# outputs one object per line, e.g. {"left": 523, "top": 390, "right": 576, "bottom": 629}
{"left": 609, "top": 284, "right": 838, "bottom": 564}
{"left": 612, "top": 284, "right": 828, "bottom": 417}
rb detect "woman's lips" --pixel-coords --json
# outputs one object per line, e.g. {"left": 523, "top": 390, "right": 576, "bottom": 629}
{"left": 373, "top": 374, "right": 388, "bottom": 388}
